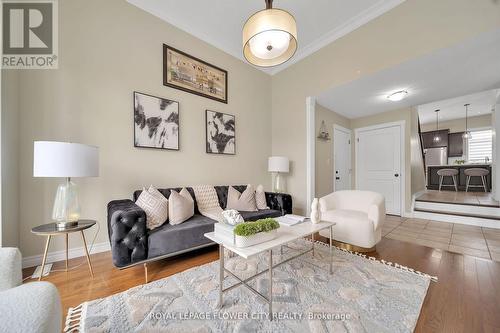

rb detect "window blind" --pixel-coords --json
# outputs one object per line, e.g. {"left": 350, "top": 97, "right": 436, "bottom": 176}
{"left": 467, "top": 129, "right": 492, "bottom": 162}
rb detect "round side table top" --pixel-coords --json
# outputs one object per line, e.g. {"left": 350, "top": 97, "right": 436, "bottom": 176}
{"left": 31, "top": 220, "right": 96, "bottom": 235}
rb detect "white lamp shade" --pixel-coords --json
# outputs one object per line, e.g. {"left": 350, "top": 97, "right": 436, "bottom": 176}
{"left": 33, "top": 141, "right": 99, "bottom": 178}
{"left": 268, "top": 156, "right": 289, "bottom": 173}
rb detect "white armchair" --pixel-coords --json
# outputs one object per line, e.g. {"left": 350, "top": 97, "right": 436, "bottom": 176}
{"left": 318, "top": 190, "right": 385, "bottom": 251}
{"left": 0, "top": 248, "right": 62, "bottom": 333}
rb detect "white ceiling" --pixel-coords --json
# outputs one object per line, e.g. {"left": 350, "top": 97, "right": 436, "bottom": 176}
{"left": 316, "top": 28, "right": 500, "bottom": 120}
{"left": 126, "top": 0, "right": 406, "bottom": 75}
{"left": 417, "top": 89, "right": 498, "bottom": 125}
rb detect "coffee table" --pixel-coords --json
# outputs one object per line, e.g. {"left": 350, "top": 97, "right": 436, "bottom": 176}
{"left": 204, "top": 221, "right": 335, "bottom": 319}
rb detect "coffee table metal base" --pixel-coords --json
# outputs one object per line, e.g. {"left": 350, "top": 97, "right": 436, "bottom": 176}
{"left": 217, "top": 225, "right": 334, "bottom": 320}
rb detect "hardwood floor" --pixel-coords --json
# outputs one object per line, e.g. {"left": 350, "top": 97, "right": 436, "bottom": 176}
{"left": 23, "top": 234, "right": 500, "bottom": 332}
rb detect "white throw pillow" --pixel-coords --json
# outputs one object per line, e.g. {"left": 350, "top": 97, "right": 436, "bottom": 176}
{"left": 226, "top": 185, "right": 258, "bottom": 212}
{"left": 255, "top": 184, "right": 269, "bottom": 210}
{"left": 136, "top": 187, "right": 168, "bottom": 230}
{"left": 169, "top": 188, "right": 194, "bottom": 225}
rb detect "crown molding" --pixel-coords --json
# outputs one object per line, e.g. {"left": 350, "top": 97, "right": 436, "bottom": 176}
{"left": 268, "top": 0, "right": 407, "bottom": 75}
{"left": 127, "top": 0, "right": 406, "bottom": 76}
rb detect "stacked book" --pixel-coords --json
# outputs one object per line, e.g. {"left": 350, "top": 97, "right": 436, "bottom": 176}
{"left": 276, "top": 214, "right": 308, "bottom": 227}
{"left": 214, "top": 223, "right": 236, "bottom": 245}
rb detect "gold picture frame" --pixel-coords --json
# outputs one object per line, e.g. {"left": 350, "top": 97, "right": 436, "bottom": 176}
{"left": 163, "top": 44, "right": 228, "bottom": 104}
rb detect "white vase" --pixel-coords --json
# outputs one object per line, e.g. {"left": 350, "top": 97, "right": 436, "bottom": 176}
{"left": 310, "top": 198, "right": 321, "bottom": 224}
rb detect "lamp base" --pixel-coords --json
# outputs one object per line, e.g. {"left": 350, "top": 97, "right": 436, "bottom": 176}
{"left": 273, "top": 172, "right": 286, "bottom": 193}
{"left": 52, "top": 177, "right": 81, "bottom": 224}
{"left": 55, "top": 221, "right": 79, "bottom": 230}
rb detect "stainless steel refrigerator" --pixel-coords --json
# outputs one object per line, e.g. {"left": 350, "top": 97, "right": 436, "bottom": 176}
{"left": 424, "top": 147, "right": 448, "bottom": 166}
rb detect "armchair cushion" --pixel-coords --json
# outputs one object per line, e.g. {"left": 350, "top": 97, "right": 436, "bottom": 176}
{"left": 0, "top": 282, "right": 61, "bottom": 333}
{"left": 320, "top": 210, "right": 380, "bottom": 249}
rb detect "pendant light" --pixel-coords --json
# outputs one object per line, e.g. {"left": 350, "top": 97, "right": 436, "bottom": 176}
{"left": 243, "top": 0, "right": 298, "bottom": 67}
{"left": 463, "top": 103, "right": 472, "bottom": 139}
{"left": 433, "top": 109, "right": 441, "bottom": 143}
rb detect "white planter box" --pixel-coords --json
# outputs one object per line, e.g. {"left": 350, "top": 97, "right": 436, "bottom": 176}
{"left": 234, "top": 229, "right": 278, "bottom": 248}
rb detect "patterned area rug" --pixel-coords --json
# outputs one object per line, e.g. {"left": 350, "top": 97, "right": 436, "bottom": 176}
{"left": 65, "top": 239, "right": 434, "bottom": 332}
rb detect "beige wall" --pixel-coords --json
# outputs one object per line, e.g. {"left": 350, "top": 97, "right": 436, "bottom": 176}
{"left": 420, "top": 114, "right": 492, "bottom": 132}
{"left": 12, "top": 0, "right": 272, "bottom": 257}
{"left": 272, "top": 0, "right": 500, "bottom": 214}
{"left": 1, "top": 71, "right": 20, "bottom": 248}
{"left": 410, "top": 108, "right": 426, "bottom": 197}
{"left": 351, "top": 108, "right": 413, "bottom": 213}
{"left": 314, "top": 103, "right": 350, "bottom": 198}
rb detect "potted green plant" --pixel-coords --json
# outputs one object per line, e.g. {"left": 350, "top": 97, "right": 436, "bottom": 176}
{"left": 233, "top": 218, "right": 280, "bottom": 248}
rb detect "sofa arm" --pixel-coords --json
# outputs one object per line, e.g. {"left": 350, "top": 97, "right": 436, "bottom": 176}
{"left": 319, "top": 193, "right": 337, "bottom": 213}
{"left": 265, "top": 192, "right": 292, "bottom": 215}
{"left": 0, "top": 248, "right": 22, "bottom": 292}
{"left": 0, "top": 282, "right": 61, "bottom": 333}
{"left": 107, "top": 200, "right": 148, "bottom": 268}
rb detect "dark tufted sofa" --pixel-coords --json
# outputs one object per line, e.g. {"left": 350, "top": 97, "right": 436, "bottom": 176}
{"left": 107, "top": 185, "right": 292, "bottom": 268}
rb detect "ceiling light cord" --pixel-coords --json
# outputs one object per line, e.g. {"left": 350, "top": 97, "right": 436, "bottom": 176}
{"left": 265, "top": 0, "right": 273, "bottom": 9}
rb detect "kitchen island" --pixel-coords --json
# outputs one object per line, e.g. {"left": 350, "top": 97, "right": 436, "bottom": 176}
{"left": 427, "top": 164, "right": 492, "bottom": 191}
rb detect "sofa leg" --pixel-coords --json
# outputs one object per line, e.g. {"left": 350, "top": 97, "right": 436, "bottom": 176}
{"left": 332, "top": 240, "right": 376, "bottom": 253}
{"left": 144, "top": 263, "right": 148, "bottom": 284}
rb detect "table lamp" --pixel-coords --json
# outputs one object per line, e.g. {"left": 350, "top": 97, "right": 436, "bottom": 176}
{"left": 33, "top": 141, "right": 99, "bottom": 229}
{"left": 268, "top": 156, "right": 289, "bottom": 193}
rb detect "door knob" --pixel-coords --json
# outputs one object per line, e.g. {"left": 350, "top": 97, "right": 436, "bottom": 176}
{"left": 394, "top": 173, "right": 399, "bottom": 177}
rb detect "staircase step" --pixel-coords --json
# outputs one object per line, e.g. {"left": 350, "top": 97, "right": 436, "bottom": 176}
{"left": 414, "top": 207, "right": 500, "bottom": 221}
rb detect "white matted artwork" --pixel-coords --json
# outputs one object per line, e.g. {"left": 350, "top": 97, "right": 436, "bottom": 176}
{"left": 134, "top": 91, "right": 179, "bottom": 150}
{"left": 206, "top": 110, "right": 235, "bottom": 155}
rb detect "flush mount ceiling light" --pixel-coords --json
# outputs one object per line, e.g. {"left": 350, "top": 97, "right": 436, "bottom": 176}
{"left": 387, "top": 90, "right": 408, "bottom": 102}
{"left": 242, "top": 0, "right": 298, "bottom": 67}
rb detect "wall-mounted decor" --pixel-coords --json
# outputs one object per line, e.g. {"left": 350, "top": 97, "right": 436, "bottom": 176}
{"left": 206, "top": 110, "right": 235, "bottom": 155}
{"left": 317, "top": 120, "right": 330, "bottom": 141}
{"left": 163, "top": 44, "right": 228, "bottom": 104}
{"left": 134, "top": 91, "right": 179, "bottom": 150}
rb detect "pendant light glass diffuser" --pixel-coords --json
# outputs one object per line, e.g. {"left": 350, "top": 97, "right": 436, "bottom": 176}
{"left": 243, "top": 0, "right": 297, "bottom": 67}
{"left": 433, "top": 109, "right": 441, "bottom": 143}
{"left": 463, "top": 104, "right": 471, "bottom": 139}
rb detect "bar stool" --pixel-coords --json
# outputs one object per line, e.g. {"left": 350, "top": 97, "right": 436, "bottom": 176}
{"left": 464, "top": 168, "right": 489, "bottom": 192}
{"left": 437, "top": 169, "right": 458, "bottom": 191}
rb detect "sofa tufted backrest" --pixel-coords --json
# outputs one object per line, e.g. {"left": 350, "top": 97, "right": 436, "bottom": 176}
{"left": 133, "top": 185, "right": 249, "bottom": 214}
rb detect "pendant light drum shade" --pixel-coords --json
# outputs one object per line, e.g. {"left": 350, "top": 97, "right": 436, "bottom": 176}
{"left": 243, "top": 8, "right": 297, "bottom": 67}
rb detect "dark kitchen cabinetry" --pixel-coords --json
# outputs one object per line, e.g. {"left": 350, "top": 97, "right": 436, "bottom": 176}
{"left": 448, "top": 132, "right": 465, "bottom": 157}
{"left": 421, "top": 130, "right": 449, "bottom": 149}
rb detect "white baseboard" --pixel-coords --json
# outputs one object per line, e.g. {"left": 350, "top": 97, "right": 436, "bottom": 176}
{"left": 22, "top": 241, "right": 111, "bottom": 269}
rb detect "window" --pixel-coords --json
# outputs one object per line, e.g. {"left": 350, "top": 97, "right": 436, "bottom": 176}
{"left": 467, "top": 129, "right": 492, "bottom": 162}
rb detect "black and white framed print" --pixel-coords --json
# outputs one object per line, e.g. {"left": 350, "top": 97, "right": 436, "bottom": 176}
{"left": 134, "top": 91, "right": 179, "bottom": 150}
{"left": 206, "top": 110, "right": 235, "bottom": 155}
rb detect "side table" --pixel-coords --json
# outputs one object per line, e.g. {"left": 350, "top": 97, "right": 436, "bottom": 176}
{"left": 31, "top": 220, "right": 96, "bottom": 281}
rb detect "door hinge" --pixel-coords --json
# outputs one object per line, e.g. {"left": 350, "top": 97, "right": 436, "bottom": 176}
{"left": 356, "top": 138, "right": 359, "bottom": 142}
{"left": 348, "top": 139, "right": 351, "bottom": 144}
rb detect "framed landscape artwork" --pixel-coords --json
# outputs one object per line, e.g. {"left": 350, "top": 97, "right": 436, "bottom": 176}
{"left": 134, "top": 91, "right": 179, "bottom": 150}
{"left": 163, "top": 44, "right": 228, "bottom": 104}
{"left": 206, "top": 110, "right": 235, "bottom": 155}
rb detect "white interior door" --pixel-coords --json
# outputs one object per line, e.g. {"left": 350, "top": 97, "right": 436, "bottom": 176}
{"left": 333, "top": 126, "right": 352, "bottom": 191}
{"left": 356, "top": 124, "right": 401, "bottom": 215}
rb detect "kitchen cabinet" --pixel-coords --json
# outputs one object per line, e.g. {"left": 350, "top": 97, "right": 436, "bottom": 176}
{"left": 448, "top": 132, "right": 465, "bottom": 157}
{"left": 421, "top": 130, "right": 449, "bottom": 149}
